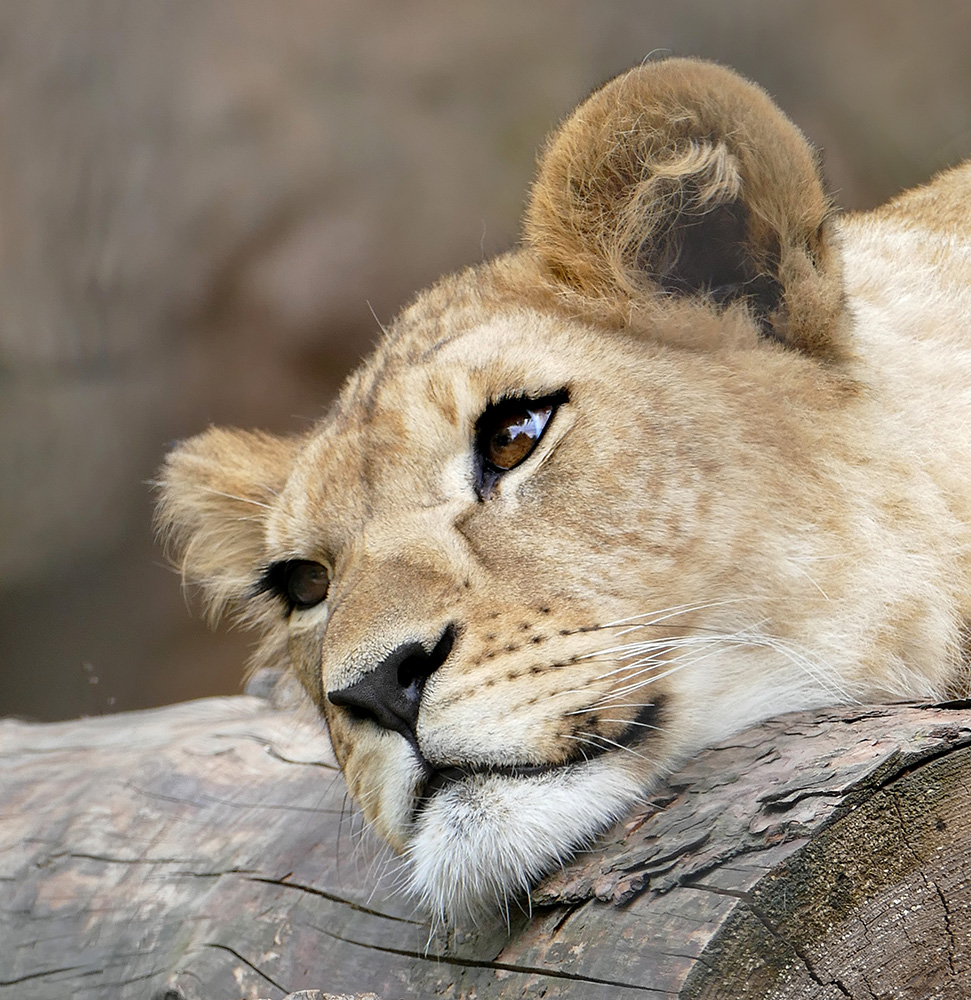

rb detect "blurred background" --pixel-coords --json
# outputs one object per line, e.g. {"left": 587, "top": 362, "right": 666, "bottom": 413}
{"left": 2, "top": 0, "right": 970, "bottom": 721}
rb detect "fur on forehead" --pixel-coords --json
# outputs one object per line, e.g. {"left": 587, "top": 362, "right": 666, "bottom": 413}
{"left": 354, "top": 257, "right": 789, "bottom": 404}
{"left": 344, "top": 305, "right": 602, "bottom": 411}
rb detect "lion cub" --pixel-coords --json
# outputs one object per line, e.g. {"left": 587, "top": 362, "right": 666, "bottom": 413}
{"left": 157, "top": 59, "right": 971, "bottom": 924}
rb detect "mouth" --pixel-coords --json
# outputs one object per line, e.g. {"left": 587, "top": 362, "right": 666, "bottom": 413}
{"left": 412, "top": 701, "right": 659, "bottom": 818}
{"left": 416, "top": 760, "right": 561, "bottom": 810}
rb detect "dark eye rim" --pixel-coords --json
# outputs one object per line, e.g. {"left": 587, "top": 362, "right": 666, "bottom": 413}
{"left": 473, "top": 388, "right": 568, "bottom": 500}
{"left": 255, "top": 558, "right": 331, "bottom": 613}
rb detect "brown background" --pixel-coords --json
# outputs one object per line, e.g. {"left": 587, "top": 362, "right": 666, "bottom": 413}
{"left": 2, "top": 0, "right": 970, "bottom": 721}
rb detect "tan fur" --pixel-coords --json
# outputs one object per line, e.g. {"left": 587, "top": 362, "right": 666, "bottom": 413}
{"left": 156, "top": 59, "right": 971, "bottom": 922}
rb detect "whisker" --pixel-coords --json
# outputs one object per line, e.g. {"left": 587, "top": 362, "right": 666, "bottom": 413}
{"left": 599, "top": 597, "right": 752, "bottom": 630}
{"left": 563, "top": 732, "right": 653, "bottom": 764}
{"left": 594, "top": 717, "right": 663, "bottom": 731}
{"left": 587, "top": 634, "right": 767, "bottom": 703}
{"left": 604, "top": 656, "right": 713, "bottom": 698}
{"left": 195, "top": 485, "right": 273, "bottom": 509}
{"left": 590, "top": 627, "right": 849, "bottom": 706}
{"left": 584, "top": 633, "right": 721, "bottom": 675}
{"left": 566, "top": 701, "right": 659, "bottom": 716}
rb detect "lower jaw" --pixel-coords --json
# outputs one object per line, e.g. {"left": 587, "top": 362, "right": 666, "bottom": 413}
{"left": 401, "top": 757, "right": 649, "bottom": 924}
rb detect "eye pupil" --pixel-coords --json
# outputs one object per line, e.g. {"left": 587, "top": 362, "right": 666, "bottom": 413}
{"left": 286, "top": 560, "right": 330, "bottom": 608}
{"left": 489, "top": 419, "right": 533, "bottom": 468}
{"left": 485, "top": 406, "right": 553, "bottom": 470}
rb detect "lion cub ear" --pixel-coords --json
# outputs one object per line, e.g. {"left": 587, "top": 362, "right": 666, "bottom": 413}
{"left": 523, "top": 58, "right": 844, "bottom": 358}
{"left": 155, "top": 427, "right": 303, "bottom": 621}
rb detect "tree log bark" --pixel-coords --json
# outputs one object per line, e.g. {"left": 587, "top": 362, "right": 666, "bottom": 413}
{"left": 1, "top": 678, "right": 969, "bottom": 999}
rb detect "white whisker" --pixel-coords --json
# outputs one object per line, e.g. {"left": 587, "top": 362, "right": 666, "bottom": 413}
{"left": 196, "top": 485, "right": 273, "bottom": 509}
{"left": 566, "top": 701, "right": 658, "bottom": 716}
{"left": 594, "top": 717, "right": 663, "bottom": 731}
{"left": 599, "top": 597, "right": 752, "bottom": 630}
{"left": 563, "top": 731, "right": 653, "bottom": 764}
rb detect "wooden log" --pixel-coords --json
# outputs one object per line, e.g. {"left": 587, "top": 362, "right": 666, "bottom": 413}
{"left": 1, "top": 675, "right": 969, "bottom": 1000}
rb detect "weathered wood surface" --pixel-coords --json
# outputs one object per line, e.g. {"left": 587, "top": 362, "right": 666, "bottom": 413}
{"left": 1, "top": 684, "right": 969, "bottom": 1000}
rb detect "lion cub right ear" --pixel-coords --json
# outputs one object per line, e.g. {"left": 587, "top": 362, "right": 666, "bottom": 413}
{"left": 524, "top": 58, "right": 845, "bottom": 358}
{"left": 155, "top": 427, "right": 303, "bottom": 622}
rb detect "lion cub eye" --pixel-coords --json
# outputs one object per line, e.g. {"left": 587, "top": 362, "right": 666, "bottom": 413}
{"left": 284, "top": 561, "right": 330, "bottom": 608}
{"left": 260, "top": 559, "right": 330, "bottom": 610}
{"left": 474, "top": 392, "right": 566, "bottom": 498}
{"left": 483, "top": 405, "right": 553, "bottom": 470}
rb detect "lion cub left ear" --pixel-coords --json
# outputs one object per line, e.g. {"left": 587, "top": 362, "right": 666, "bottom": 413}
{"left": 155, "top": 427, "right": 303, "bottom": 622}
{"left": 524, "top": 58, "right": 845, "bottom": 358}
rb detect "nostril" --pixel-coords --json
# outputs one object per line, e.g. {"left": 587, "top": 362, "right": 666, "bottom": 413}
{"left": 396, "top": 625, "right": 455, "bottom": 694}
{"left": 396, "top": 659, "right": 426, "bottom": 710}
{"left": 327, "top": 624, "right": 456, "bottom": 742}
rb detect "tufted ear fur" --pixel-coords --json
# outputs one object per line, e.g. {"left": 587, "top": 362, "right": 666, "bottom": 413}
{"left": 155, "top": 426, "right": 303, "bottom": 622}
{"left": 524, "top": 58, "right": 845, "bottom": 357}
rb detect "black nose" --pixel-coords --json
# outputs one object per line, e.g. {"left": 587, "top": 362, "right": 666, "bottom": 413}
{"left": 326, "top": 626, "right": 455, "bottom": 744}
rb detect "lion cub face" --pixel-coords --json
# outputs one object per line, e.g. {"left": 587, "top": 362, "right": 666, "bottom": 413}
{"left": 158, "top": 59, "right": 950, "bottom": 922}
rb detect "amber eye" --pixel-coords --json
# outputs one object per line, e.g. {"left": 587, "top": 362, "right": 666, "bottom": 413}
{"left": 282, "top": 560, "right": 330, "bottom": 609}
{"left": 483, "top": 405, "right": 554, "bottom": 470}
{"left": 474, "top": 392, "right": 566, "bottom": 498}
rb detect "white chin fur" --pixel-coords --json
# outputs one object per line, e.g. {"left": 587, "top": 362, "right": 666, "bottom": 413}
{"left": 404, "top": 758, "right": 644, "bottom": 926}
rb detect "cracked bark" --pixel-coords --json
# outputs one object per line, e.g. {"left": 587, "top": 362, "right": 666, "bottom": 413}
{"left": 1, "top": 685, "right": 969, "bottom": 1000}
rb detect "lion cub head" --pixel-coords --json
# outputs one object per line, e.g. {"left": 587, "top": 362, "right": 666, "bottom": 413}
{"left": 158, "top": 60, "right": 876, "bottom": 923}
